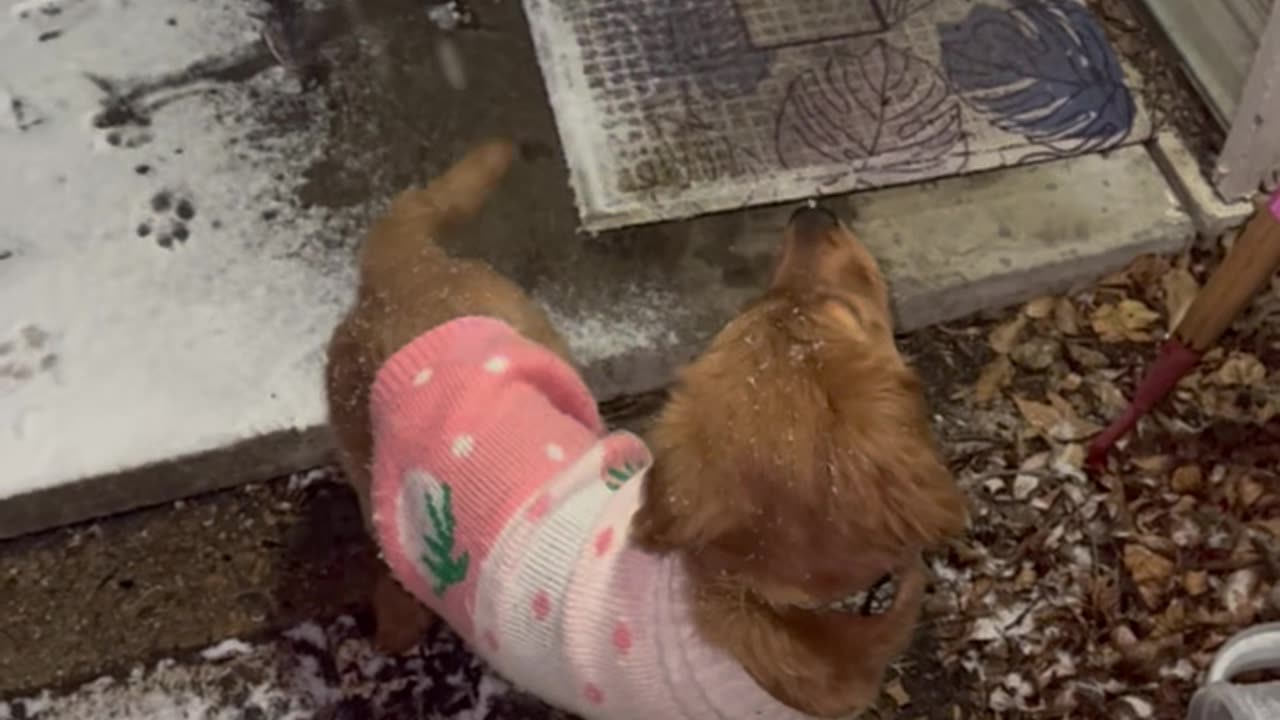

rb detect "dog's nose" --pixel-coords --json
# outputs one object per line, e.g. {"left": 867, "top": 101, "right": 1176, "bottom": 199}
{"left": 788, "top": 204, "right": 839, "bottom": 243}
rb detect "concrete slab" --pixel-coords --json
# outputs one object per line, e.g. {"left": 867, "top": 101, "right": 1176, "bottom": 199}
{"left": 1150, "top": 130, "right": 1254, "bottom": 238}
{"left": 0, "top": 0, "right": 1193, "bottom": 539}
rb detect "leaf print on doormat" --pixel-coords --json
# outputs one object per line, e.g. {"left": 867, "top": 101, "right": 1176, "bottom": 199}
{"left": 775, "top": 39, "right": 967, "bottom": 185}
{"left": 939, "top": 0, "right": 1136, "bottom": 156}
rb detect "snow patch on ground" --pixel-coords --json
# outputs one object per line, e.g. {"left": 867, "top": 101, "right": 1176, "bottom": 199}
{"left": 0, "top": 617, "right": 555, "bottom": 720}
{"left": 199, "top": 639, "right": 254, "bottom": 662}
{"left": 0, "top": 0, "right": 363, "bottom": 508}
{"left": 541, "top": 283, "right": 685, "bottom": 364}
{"left": 0, "top": 653, "right": 323, "bottom": 720}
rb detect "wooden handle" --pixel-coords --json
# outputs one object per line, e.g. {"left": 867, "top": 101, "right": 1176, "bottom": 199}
{"left": 1175, "top": 198, "right": 1280, "bottom": 352}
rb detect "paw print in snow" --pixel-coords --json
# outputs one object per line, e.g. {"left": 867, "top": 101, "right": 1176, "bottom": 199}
{"left": 11, "top": 0, "right": 92, "bottom": 42}
{"left": 0, "top": 87, "right": 45, "bottom": 132}
{"left": 137, "top": 190, "right": 197, "bottom": 249}
{"left": 90, "top": 92, "right": 154, "bottom": 150}
{"left": 93, "top": 104, "right": 152, "bottom": 149}
{"left": 0, "top": 324, "right": 59, "bottom": 394}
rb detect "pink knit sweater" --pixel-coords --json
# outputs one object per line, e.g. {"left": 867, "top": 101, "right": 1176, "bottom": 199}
{"left": 369, "top": 317, "right": 818, "bottom": 720}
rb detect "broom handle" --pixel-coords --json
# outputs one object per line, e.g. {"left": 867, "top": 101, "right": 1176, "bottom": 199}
{"left": 1174, "top": 193, "right": 1280, "bottom": 353}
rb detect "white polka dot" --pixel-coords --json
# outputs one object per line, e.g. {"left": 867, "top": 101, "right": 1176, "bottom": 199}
{"left": 413, "top": 368, "right": 434, "bottom": 386}
{"left": 452, "top": 435, "right": 476, "bottom": 458}
{"left": 546, "top": 443, "right": 565, "bottom": 462}
{"left": 484, "top": 355, "right": 510, "bottom": 374}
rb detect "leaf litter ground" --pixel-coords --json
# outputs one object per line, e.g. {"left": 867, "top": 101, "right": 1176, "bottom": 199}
{"left": 893, "top": 235, "right": 1280, "bottom": 719}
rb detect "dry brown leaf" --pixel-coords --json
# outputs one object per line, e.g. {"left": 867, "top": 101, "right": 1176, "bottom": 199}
{"left": 885, "top": 678, "right": 911, "bottom": 707}
{"left": 1135, "top": 533, "right": 1180, "bottom": 558}
{"left": 1111, "top": 624, "right": 1138, "bottom": 649}
{"left": 1132, "top": 455, "right": 1172, "bottom": 473}
{"left": 1014, "top": 396, "right": 1062, "bottom": 438}
{"left": 1223, "top": 569, "right": 1262, "bottom": 622}
{"left": 1211, "top": 353, "right": 1267, "bottom": 386}
{"left": 1161, "top": 265, "right": 1199, "bottom": 331}
{"left": 1010, "top": 337, "right": 1060, "bottom": 370}
{"left": 989, "top": 315, "right": 1028, "bottom": 355}
{"left": 1238, "top": 475, "right": 1265, "bottom": 507}
{"left": 1092, "top": 377, "right": 1129, "bottom": 416}
{"left": 1159, "top": 599, "right": 1188, "bottom": 635}
{"left": 1126, "top": 540, "right": 1172, "bottom": 579}
{"left": 1015, "top": 563, "right": 1038, "bottom": 589}
{"left": 1171, "top": 515, "right": 1204, "bottom": 548}
{"left": 1048, "top": 392, "right": 1103, "bottom": 438}
{"left": 1124, "top": 544, "right": 1174, "bottom": 608}
{"left": 1054, "top": 297, "right": 1080, "bottom": 335}
{"left": 1090, "top": 575, "right": 1122, "bottom": 622}
{"left": 1055, "top": 443, "right": 1086, "bottom": 474}
{"left": 1091, "top": 299, "right": 1161, "bottom": 342}
{"left": 1170, "top": 465, "right": 1203, "bottom": 494}
{"left": 1067, "top": 343, "right": 1109, "bottom": 369}
{"left": 1126, "top": 254, "right": 1174, "bottom": 289}
{"left": 1024, "top": 296, "right": 1056, "bottom": 319}
{"left": 974, "top": 355, "right": 1013, "bottom": 404}
{"left": 1184, "top": 570, "right": 1209, "bottom": 597}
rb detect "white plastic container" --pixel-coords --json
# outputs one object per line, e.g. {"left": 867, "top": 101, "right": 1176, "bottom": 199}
{"left": 1188, "top": 623, "right": 1280, "bottom": 720}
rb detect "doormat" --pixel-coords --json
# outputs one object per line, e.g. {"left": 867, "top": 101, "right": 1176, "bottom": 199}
{"left": 523, "top": 0, "right": 1151, "bottom": 231}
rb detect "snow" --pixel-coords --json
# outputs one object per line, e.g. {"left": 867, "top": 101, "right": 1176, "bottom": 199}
{"left": 969, "top": 603, "right": 1037, "bottom": 642}
{"left": 282, "top": 620, "right": 327, "bottom": 650}
{"left": 0, "top": 0, "right": 361, "bottom": 511}
{"left": 198, "top": 638, "right": 253, "bottom": 662}
{"left": 427, "top": 1, "right": 466, "bottom": 31}
{"left": 541, "top": 282, "right": 685, "bottom": 364}
{"left": 0, "top": 648, "right": 322, "bottom": 720}
{"left": 0, "top": 617, "right": 528, "bottom": 719}
{"left": 285, "top": 467, "right": 338, "bottom": 494}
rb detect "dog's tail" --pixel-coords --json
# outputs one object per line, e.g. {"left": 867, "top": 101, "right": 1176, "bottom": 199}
{"left": 358, "top": 138, "right": 516, "bottom": 278}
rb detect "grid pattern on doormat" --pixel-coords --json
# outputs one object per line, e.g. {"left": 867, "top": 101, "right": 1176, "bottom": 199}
{"left": 523, "top": 0, "right": 1151, "bottom": 231}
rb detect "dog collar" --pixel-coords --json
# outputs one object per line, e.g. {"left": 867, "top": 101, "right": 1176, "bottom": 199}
{"left": 789, "top": 573, "right": 898, "bottom": 616}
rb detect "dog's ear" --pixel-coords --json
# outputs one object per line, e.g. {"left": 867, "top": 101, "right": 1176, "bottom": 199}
{"left": 821, "top": 363, "right": 969, "bottom": 548}
{"left": 631, "top": 390, "right": 746, "bottom": 553}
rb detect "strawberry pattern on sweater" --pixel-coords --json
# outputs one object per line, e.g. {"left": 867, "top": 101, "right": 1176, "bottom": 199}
{"left": 369, "top": 317, "right": 820, "bottom": 720}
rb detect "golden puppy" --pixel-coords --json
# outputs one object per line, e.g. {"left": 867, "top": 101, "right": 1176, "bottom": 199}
{"left": 324, "top": 139, "right": 570, "bottom": 652}
{"left": 633, "top": 205, "right": 968, "bottom": 717}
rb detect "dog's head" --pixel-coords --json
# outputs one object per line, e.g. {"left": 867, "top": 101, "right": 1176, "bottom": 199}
{"left": 633, "top": 205, "right": 967, "bottom": 609}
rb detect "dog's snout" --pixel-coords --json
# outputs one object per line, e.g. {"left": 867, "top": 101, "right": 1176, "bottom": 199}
{"left": 788, "top": 204, "right": 838, "bottom": 242}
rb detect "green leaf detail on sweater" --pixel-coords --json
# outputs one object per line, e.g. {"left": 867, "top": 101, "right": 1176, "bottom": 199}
{"left": 604, "top": 462, "right": 640, "bottom": 491}
{"left": 420, "top": 483, "right": 469, "bottom": 598}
